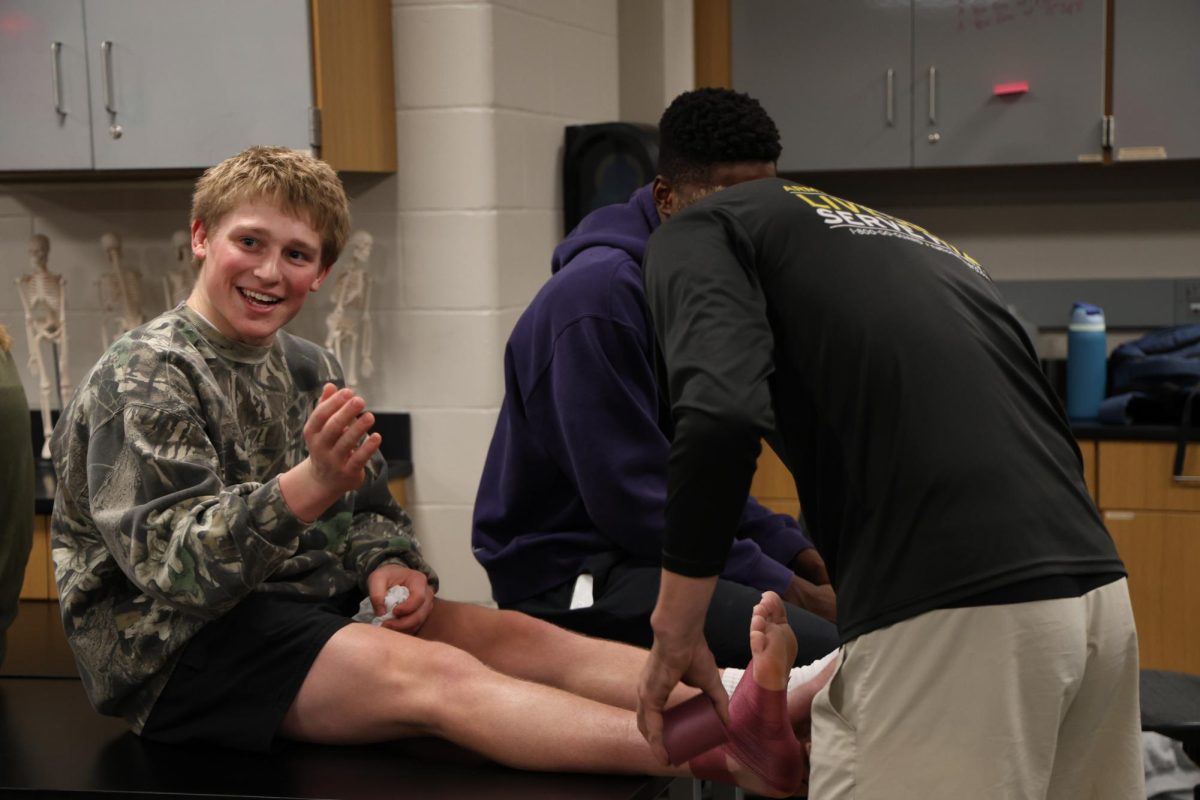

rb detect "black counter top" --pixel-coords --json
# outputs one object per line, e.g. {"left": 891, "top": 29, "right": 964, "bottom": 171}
{"left": 1072, "top": 423, "right": 1200, "bottom": 443}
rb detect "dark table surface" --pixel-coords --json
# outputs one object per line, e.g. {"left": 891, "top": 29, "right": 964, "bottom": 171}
{"left": 0, "top": 676, "right": 674, "bottom": 800}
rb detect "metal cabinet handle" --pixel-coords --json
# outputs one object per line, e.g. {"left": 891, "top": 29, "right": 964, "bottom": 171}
{"left": 51, "top": 42, "right": 66, "bottom": 117}
{"left": 101, "top": 40, "right": 116, "bottom": 114}
{"left": 886, "top": 69, "right": 894, "bottom": 127}
{"left": 928, "top": 66, "right": 937, "bottom": 125}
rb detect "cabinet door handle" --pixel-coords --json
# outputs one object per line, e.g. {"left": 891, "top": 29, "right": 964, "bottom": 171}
{"left": 928, "top": 66, "right": 937, "bottom": 125}
{"left": 101, "top": 40, "right": 116, "bottom": 114}
{"left": 50, "top": 42, "right": 66, "bottom": 117}
{"left": 886, "top": 69, "right": 894, "bottom": 127}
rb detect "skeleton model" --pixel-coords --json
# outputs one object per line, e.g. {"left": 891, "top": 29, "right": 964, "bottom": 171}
{"left": 96, "top": 232, "right": 145, "bottom": 347}
{"left": 17, "top": 235, "right": 70, "bottom": 460}
{"left": 324, "top": 230, "right": 375, "bottom": 389}
{"left": 162, "top": 230, "right": 197, "bottom": 308}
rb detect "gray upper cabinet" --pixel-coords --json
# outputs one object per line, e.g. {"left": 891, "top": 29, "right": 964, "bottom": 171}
{"left": 731, "top": 0, "right": 913, "bottom": 172}
{"left": 0, "top": 0, "right": 312, "bottom": 171}
{"left": 731, "top": 0, "right": 1106, "bottom": 170}
{"left": 0, "top": 0, "right": 93, "bottom": 170}
{"left": 1112, "top": 0, "right": 1200, "bottom": 162}
{"left": 913, "top": 0, "right": 1105, "bottom": 167}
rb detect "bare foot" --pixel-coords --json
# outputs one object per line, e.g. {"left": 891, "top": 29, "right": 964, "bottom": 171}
{"left": 750, "top": 591, "right": 798, "bottom": 691}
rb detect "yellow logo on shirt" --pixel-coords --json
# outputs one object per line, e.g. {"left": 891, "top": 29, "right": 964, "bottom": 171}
{"left": 781, "top": 184, "right": 987, "bottom": 279}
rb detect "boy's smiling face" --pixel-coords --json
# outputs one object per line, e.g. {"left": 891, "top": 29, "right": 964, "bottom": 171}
{"left": 188, "top": 201, "right": 330, "bottom": 346}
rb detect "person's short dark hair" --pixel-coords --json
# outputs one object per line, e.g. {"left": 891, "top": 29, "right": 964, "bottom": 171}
{"left": 657, "top": 88, "right": 782, "bottom": 185}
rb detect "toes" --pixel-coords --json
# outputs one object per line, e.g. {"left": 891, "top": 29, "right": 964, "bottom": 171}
{"left": 750, "top": 628, "right": 766, "bottom": 658}
{"left": 760, "top": 591, "right": 787, "bottom": 625}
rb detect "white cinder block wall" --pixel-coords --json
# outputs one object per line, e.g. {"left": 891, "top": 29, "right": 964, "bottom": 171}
{"left": 289, "top": 0, "right": 625, "bottom": 601}
{"left": 315, "top": 0, "right": 623, "bottom": 602}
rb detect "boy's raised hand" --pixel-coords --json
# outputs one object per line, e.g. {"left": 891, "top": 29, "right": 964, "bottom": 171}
{"left": 280, "top": 383, "right": 382, "bottom": 522}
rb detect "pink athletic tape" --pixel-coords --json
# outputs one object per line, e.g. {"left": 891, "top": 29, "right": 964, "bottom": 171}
{"left": 662, "top": 694, "right": 729, "bottom": 766}
{"left": 688, "top": 661, "right": 806, "bottom": 795}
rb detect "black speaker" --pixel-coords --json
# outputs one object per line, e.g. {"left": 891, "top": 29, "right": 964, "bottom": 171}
{"left": 562, "top": 122, "right": 658, "bottom": 236}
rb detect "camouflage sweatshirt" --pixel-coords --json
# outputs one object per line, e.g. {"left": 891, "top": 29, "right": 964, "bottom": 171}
{"left": 50, "top": 304, "right": 436, "bottom": 732}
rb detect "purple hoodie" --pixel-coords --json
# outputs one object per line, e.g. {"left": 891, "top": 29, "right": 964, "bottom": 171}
{"left": 472, "top": 184, "right": 812, "bottom": 606}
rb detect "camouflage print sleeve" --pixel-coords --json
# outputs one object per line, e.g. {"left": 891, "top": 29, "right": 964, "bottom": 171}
{"left": 343, "top": 451, "right": 439, "bottom": 593}
{"left": 87, "top": 402, "right": 307, "bottom": 618}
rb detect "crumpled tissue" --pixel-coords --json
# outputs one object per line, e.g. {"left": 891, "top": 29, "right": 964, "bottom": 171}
{"left": 352, "top": 585, "right": 410, "bottom": 626}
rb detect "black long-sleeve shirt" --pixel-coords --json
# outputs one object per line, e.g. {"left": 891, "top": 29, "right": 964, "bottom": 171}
{"left": 643, "top": 177, "right": 1123, "bottom": 641}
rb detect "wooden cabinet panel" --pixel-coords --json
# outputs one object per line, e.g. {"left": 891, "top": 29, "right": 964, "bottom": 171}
{"left": 750, "top": 443, "right": 793, "bottom": 499}
{"left": 19, "top": 517, "right": 49, "bottom": 601}
{"left": 1106, "top": 510, "right": 1200, "bottom": 674}
{"left": 750, "top": 442, "right": 799, "bottom": 518}
{"left": 1079, "top": 439, "right": 1097, "bottom": 505}
{"left": 1098, "top": 441, "right": 1200, "bottom": 512}
{"left": 387, "top": 477, "right": 408, "bottom": 509}
{"left": 44, "top": 516, "right": 58, "bottom": 601}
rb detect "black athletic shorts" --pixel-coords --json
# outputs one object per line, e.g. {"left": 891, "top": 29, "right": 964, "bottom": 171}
{"left": 141, "top": 590, "right": 360, "bottom": 752}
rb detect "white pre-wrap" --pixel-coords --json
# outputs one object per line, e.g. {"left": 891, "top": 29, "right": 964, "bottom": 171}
{"left": 721, "top": 649, "right": 840, "bottom": 697}
{"left": 352, "top": 585, "right": 411, "bottom": 626}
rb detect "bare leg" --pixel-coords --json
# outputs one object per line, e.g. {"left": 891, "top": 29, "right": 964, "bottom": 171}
{"left": 280, "top": 621, "right": 692, "bottom": 775}
{"left": 279, "top": 599, "right": 804, "bottom": 793}
{"left": 417, "top": 599, "right": 678, "bottom": 710}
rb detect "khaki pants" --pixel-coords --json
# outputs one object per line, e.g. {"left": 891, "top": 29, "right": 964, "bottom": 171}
{"left": 809, "top": 578, "right": 1144, "bottom": 799}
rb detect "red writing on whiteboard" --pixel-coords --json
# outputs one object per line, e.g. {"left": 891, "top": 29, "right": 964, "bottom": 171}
{"left": 957, "top": 0, "right": 1085, "bottom": 31}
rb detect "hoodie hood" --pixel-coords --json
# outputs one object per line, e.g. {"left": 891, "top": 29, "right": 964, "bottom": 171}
{"left": 551, "top": 184, "right": 660, "bottom": 275}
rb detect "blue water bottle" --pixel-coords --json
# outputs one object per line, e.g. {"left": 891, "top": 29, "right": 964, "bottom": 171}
{"left": 1066, "top": 302, "right": 1106, "bottom": 421}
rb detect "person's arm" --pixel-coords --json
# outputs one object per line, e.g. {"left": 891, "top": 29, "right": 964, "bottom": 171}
{"left": 647, "top": 205, "right": 777, "bottom": 588}
{"left": 87, "top": 401, "right": 309, "bottom": 618}
{"left": 637, "top": 571, "right": 725, "bottom": 765}
{"left": 733, "top": 499, "right": 836, "bottom": 620}
{"left": 736, "top": 497, "right": 812, "bottom": 565}
{"left": 638, "top": 203, "right": 778, "bottom": 755}
{"left": 343, "top": 451, "right": 440, "bottom": 634}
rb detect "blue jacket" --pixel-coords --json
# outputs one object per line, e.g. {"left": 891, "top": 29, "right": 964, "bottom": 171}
{"left": 472, "top": 185, "right": 812, "bottom": 606}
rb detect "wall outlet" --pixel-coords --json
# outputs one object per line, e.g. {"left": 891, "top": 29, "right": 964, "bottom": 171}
{"left": 1176, "top": 278, "right": 1200, "bottom": 324}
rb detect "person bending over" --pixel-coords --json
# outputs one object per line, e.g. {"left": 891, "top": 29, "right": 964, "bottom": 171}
{"left": 473, "top": 88, "right": 838, "bottom": 667}
{"left": 635, "top": 176, "right": 1143, "bottom": 798}
{"left": 50, "top": 145, "right": 816, "bottom": 796}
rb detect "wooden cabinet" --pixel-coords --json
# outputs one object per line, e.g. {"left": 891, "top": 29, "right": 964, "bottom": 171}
{"left": 1098, "top": 441, "right": 1200, "bottom": 674}
{"left": 748, "top": 436, "right": 1200, "bottom": 672}
{"left": 0, "top": 0, "right": 396, "bottom": 173}
{"left": 729, "top": 0, "right": 1105, "bottom": 171}
{"left": 19, "top": 516, "right": 57, "bottom": 601}
{"left": 749, "top": 443, "right": 799, "bottom": 520}
{"left": 1106, "top": 511, "right": 1200, "bottom": 673}
{"left": 1079, "top": 439, "right": 1098, "bottom": 504}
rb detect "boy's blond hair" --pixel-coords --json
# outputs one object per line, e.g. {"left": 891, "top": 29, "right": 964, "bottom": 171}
{"left": 191, "top": 146, "right": 351, "bottom": 268}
